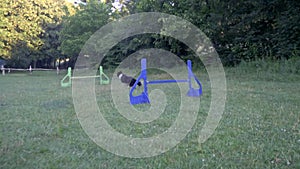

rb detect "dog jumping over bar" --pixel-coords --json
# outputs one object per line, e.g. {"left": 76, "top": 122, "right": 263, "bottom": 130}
{"left": 117, "top": 71, "right": 142, "bottom": 87}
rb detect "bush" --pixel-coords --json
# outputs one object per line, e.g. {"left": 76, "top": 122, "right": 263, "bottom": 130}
{"left": 237, "top": 56, "right": 300, "bottom": 74}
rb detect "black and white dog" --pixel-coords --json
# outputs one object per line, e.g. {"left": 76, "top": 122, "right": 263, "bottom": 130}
{"left": 117, "top": 71, "right": 142, "bottom": 87}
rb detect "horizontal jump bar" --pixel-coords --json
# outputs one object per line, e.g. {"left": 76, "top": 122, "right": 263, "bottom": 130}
{"left": 71, "top": 75, "right": 100, "bottom": 79}
{"left": 148, "top": 79, "right": 188, "bottom": 84}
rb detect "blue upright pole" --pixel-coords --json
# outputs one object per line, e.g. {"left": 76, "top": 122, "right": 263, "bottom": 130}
{"left": 129, "top": 59, "right": 150, "bottom": 105}
{"left": 188, "top": 60, "right": 192, "bottom": 90}
{"left": 186, "top": 60, "right": 202, "bottom": 97}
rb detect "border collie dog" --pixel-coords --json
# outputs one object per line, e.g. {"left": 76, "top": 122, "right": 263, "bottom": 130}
{"left": 117, "top": 71, "right": 142, "bottom": 87}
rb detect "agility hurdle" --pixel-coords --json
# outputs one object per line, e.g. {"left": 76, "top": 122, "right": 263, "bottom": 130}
{"left": 61, "top": 66, "right": 109, "bottom": 87}
{"left": 129, "top": 58, "right": 202, "bottom": 105}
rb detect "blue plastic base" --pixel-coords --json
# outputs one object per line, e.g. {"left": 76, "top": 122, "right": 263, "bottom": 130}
{"left": 130, "top": 92, "right": 150, "bottom": 105}
{"left": 187, "top": 88, "right": 202, "bottom": 97}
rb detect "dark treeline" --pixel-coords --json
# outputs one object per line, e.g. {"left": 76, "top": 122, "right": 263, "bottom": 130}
{"left": 1, "top": 0, "right": 299, "bottom": 68}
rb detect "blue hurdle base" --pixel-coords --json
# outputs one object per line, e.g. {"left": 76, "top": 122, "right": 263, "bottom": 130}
{"left": 187, "top": 88, "right": 202, "bottom": 97}
{"left": 130, "top": 92, "right": 150, "bottom": 105}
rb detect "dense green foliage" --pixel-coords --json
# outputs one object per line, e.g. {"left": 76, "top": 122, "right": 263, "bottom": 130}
{"left": 59, "top": 0, "right": 112, "bottom": 66}
{"left": 0, "top": 0, "right": 75, "bottom": 68}
{"left": 0, "top": 0, "right": 299, "bottom": 68}
{"left": 124, "top": 0, "right": 300, "bottom": 66}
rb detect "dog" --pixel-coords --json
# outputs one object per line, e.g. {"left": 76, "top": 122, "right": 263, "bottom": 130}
{"left": 117, "top": 71, "right": 142, "bottom": 87}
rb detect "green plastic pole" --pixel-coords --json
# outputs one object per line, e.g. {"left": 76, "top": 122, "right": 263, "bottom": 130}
{"left": 61, "top": 67, "right": 72, "bottom": 87}
{"left": 99, "top": 66, "right": 109, "bottom": 85}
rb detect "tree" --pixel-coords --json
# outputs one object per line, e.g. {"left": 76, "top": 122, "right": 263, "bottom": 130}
{"left": 0, "top": 0, "right": 74, "bottom": 67}
{"left": 271, "top": 0, "right": 300, "bottom": 59}
{"left": 125, "top": 0, "right": 300, "bottom": 65}
{"left": 109, "top": 0, "right": 209, "bottom": 66}
{"left": 59, "top": 0, "right": 112, "bottom": 66}
{"left": 205, "top": 0, "right": 300, "bottom": 65}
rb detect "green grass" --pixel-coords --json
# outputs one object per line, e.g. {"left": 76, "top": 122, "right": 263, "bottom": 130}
{"left": 0, "top": 67, "right": 299, "bottom": 169}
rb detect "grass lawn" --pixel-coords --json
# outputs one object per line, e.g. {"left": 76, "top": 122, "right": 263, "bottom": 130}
{"left": 0, "top": 67, "right": 299, "bottom": 168}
